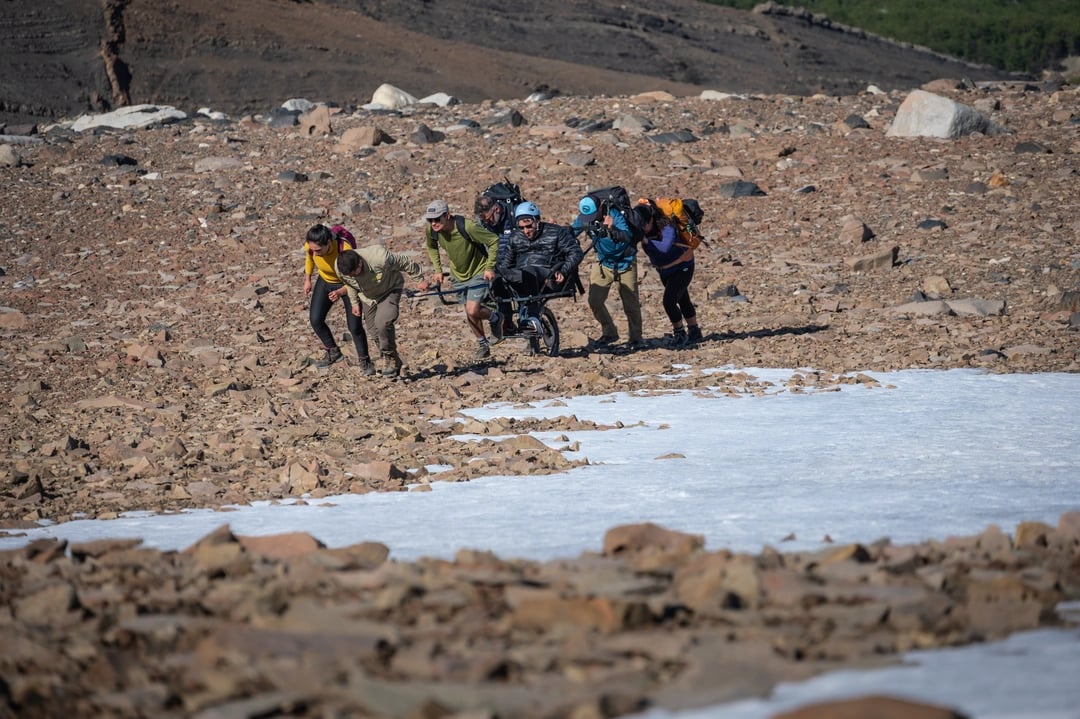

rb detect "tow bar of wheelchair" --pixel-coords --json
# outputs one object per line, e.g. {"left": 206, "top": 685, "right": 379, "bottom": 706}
{"left": 406, "top": 278, "right": 569, "bottom": 357}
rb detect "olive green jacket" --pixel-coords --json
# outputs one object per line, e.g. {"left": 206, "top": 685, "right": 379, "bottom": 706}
{"left": 335, "top": 246, "right": 424, "bottom": 307}
{"left": 424, "top": 216, "right": 499, "bottom": 282}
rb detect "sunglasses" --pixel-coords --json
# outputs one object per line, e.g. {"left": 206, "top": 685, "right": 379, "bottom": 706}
{"left": 427, "top": 214, "right": 449, "bottom": 224}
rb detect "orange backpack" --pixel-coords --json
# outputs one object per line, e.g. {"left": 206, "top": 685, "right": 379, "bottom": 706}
{"left": 642, "top": 197, "right": 706, "bottom": 250}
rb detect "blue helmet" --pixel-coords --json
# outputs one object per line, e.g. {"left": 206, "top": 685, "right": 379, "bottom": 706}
{"left": 514, "top": 201, "right": 541, "bottom": 221}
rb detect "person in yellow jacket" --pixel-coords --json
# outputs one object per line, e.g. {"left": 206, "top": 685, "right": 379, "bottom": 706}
{"left": 332, "top": 244, "right": 424, "bottom": 378}
{"left": 302, "top": 224, "right": 372, "bottom": 372}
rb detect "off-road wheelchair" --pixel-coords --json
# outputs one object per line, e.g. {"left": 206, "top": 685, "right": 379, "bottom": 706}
{"left": 423, "top": 270, "right": 579, "bottom": 357}
{"left": 413, "top": 266, "right": 581, "bottom": 357}
{"left": 488, "top": 269, "right": 582, "bottom": 357}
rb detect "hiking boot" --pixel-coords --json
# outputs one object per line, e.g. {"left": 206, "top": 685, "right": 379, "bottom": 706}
{"left": 629, "top": 338, "right": 649, "bottom": 351}
{"left": 488, "top": 310, "right": 503, "bottom": 344}
{"left": 588, "top": 335, "right": 618, "bottom": 349}
{"left": 316, "top": 346, "right": 343, "bottom": 368}
{"left": 670, "top": 327, "right": 688, "bottom": 348}
{"left": 687, "top": 325, "right": 703, "bottom": 343}
{"left": 357, "top": 357, "right": 377, "bottom": 376}
{"left": 380, "top": 352, "right": 402, "bottom": 378}
{"left": 474, "top": 341, "right": 491, "bottom": 360}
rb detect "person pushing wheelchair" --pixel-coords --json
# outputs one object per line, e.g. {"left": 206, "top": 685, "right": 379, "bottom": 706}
{"left": 493, "top": 201, "right": 583, "bottom": 336}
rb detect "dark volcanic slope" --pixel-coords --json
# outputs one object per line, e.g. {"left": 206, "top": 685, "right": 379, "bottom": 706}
{"left": 0, "top": 0, "right": 1020, "bottom": 126}
{"left": 0, "top": 0, "right": 107, "bottom": 122}
{"left": 343, "top": 0, "right": 1014, "bottom": 95}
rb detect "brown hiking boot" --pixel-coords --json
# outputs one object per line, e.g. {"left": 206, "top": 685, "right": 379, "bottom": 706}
{"left": 588, "top": 335, "right": 618, "bottom": 350}
{"left": 381, "top": 352, "right": 402, "bottom": 378}
{"left": 357, "top": 357, "right": 376, "bottom": 376}
{"left": 316, "top": 346, "right": 343, "bottom": 368}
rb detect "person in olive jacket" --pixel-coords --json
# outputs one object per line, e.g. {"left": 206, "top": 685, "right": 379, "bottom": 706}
{"left": 332, "top": 244, "right": 424, "bottom": 378}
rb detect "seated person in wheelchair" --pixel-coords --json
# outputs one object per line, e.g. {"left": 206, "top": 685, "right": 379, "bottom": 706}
{"left": 494, "top": 201, "right": 584, "bottom": 333}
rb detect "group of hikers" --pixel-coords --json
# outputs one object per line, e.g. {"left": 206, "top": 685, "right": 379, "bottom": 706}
{"left": 301, "top": 184, "right": 705, "bottom": 378}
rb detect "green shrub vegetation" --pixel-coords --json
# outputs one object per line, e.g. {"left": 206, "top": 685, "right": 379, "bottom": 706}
{"left": 703, "top": 0, "right": 1080, "bottom": 73}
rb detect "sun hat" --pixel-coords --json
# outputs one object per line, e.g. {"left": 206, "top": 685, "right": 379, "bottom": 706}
{"left": 423, "top": 199, "right": 449, "bottom": 220}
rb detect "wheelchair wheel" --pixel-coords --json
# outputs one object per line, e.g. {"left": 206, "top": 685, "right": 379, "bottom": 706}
{"left": 539, "top": 306, "right": 559, "bottom": 356}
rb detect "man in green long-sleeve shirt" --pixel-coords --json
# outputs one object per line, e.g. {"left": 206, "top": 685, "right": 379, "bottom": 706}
{"left": 420, "top": 199, "right": 502, "bottom": 360}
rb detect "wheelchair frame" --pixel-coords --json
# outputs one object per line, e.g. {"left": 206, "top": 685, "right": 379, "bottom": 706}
{"left": 433, "top": 277, "right": 579, "bottom": 357}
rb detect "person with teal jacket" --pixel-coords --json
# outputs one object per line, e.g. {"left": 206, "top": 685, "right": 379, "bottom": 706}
{"left": 572, "top": 196, "right": 644, "bottom": 349}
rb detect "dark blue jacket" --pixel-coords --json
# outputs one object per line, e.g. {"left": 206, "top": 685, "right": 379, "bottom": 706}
{"left": 642, "top": 224, "right": 693, "bottom": 277}
{"left": 479, "top": 204, "right": 516, "bottom": 247}
{"left": 497, "top": 221, "right": 583, "bottom": 278}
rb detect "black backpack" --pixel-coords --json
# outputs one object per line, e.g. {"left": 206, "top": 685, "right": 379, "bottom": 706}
{"left": 481, "top": 179, "right": 524, "bottom": 234}
{"left": 584, "top": 185, "right": 644, "bottom": 242}
{"left": 482, "top": 178, "right": 523, "bottom": 206}
{"left": 682, "top": 199, "right": 705, "bottom": 226}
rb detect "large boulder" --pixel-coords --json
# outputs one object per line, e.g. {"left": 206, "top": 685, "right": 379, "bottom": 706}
{"left": 70, "top": 104, "right": 187, "bottom": 132}
{"left": 887, "top": 90, "right": 1005, "bottom": 139}
{"left": 369, "top": 83, "right": 418, "bottom": 110}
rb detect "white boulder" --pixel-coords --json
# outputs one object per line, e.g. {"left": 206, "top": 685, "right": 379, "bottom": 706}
{"left": 887, "top": 89, "right": 1004, "bottom": 139}
{"left": 370, "top": 84, "right": 418, "bottom": 110}
{"left": 70, "top": 104, "right": 187, "bottom": 132}
{"left": 281, "top": 98, "right": 317, "bottom": 113}
{"left": 418, "top": 92, "right": 459, "bottom": 107}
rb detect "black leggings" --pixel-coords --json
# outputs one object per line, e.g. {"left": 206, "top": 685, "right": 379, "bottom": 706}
{"left": 659, "top": 263, "right": 696, "bottom": 325}
{"left": 310, "top": 276, "right": 370, "bottom": 360}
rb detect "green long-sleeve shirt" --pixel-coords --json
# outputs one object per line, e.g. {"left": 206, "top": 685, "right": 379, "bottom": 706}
{"left": 424, "top": 216, "right": 498, "bottom": 282}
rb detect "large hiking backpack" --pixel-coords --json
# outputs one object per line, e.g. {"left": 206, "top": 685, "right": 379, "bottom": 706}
{"left": 584, "top": 186, "right": 633, "bottom": 219}
{"left": 645, "top": 197, "right": 706, "bottom": 250}
{"left": 584, "top": 185, "right": 644, "bottom": 242}
{"left": 482, "top": 179, "right": 523, "bottom": 207}
{"left": 481, "top": 179, "right": 524, "bottom": 234}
